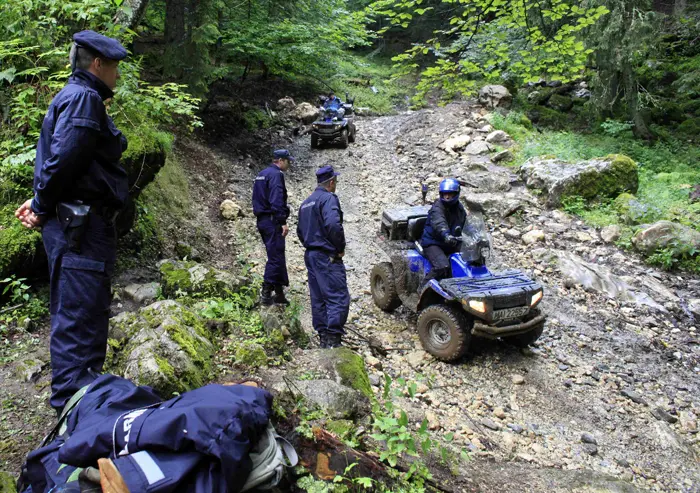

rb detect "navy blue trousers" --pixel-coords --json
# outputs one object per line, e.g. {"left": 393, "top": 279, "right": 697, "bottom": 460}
{"left": 256, "top": 217, "right": 288, "bottom": 287}
{"left": 304, "top": 250, "right": 350, "bottom": 336}
{"left": 42, "top": 215, "right": 116, "bottom": 411}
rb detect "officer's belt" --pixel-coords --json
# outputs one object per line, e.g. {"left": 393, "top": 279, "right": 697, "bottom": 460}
{"left": 91, "top": 205, "right": 120, "bottom": 224}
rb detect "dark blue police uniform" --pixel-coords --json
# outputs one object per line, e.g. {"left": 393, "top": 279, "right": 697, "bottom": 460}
{"left": 252, "top": 151, "right": 292, "bottom": 290}
{"left": 297, "top": 166, "right": 350, "bottom": 344}
{"left": 31, "top": 31, "right": 128, "bottom": 411}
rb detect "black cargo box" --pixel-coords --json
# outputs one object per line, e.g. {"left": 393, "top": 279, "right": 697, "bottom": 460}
{"left": 380, "top": 205, "right": 430, "bottom": 241}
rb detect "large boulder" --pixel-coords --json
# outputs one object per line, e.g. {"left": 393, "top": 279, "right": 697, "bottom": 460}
{"left": 451, "top": 163, "right": 512, "bottom": 192}
{"left": 277, "top": 97, "right": 296, "bottom": 112}
{"left": 290, "top": 102, "right": 321, "bottom": 124}
{"left": 107, "top": 300, "right": 215, "bottom": 396}
{"left": 438, "top": 134, "right": 472, "bottom": 154}
{"left": 293, "top": 380, "right": 368, "bottom": 419}
{"left": 535, "top": 250, "right": 676, "bottom": 311}
{"left": 220, "top": 199, "right": 243, "bottom": 220}
{"left": 260, "top": 348, "right": 373, "bottom": 419}
{"left": 478, "top": 85, "right": 513, "bottom": 109}
{"left": 158, "top": 259, "right": 249, "bottom": 298}
{"left": 520, "top": 155, "right": 638, "bottom": 207}
{"left": 632, "top": 221, "right": 700, "bottom": 256}
{"left": 464, "top": 192, "right": 539, "bottom": 218}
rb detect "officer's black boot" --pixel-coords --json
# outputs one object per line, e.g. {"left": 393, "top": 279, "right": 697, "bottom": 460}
{"left": 260, "top": 284, "right": 274, "bottom": 306}
{"left": 326, "top": 333, "right": 343, "bottom": 349}
{"left": 273, "top": 285, "right": 290, "bottom": 305}
{"left": 318, "top": 333, "right": 328, "bottom": 348}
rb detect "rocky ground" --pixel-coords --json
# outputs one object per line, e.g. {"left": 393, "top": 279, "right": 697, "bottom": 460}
{"left": 223, "top": 101, "right": 699, "bottom": 492}
{"left": 1, "top": 101, "right": 698, "bottom": 492}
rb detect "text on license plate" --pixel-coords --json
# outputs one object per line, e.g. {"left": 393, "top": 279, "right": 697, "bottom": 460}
{"left": 493, "top": 306, "right": 530, "bottom": 320}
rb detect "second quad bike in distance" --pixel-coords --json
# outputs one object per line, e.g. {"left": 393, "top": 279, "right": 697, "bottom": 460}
{"left": 311, "top": 94, "right": 357, "bottom": 149}
{"left": 370, "top": 205, "right": 547, "bottom": 362}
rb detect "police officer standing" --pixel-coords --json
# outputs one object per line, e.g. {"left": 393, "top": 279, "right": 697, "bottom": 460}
{"left": 252, "top": 149, "right": 293, "bottom": 305}
{"left": 15, "top": 31, "right": 129, "bottom": 413}
{"left": 297, "top": 165, "right": 350, "bottom": 348}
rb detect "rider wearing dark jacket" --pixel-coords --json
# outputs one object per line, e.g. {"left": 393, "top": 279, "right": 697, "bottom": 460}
{"left": 420, "top": 178, "right": 467, "bottom": 282}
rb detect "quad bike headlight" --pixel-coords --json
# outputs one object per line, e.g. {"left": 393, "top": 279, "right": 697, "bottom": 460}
{"left": 312, "top": 124, "right": 318, "bottom": 129}
{"left": 530, "top": 290, "right": 543, "bottom": 307}
{"left": 468, "top": 300, "right": 486, "bottom": 313}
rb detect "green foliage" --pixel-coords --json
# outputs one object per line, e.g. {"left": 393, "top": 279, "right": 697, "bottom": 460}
{"left": 334, "top": 57, "right": 413, "bottom": 114}
{"left": 369, "top": 0, "right": 609, "bottom": 102}
{"left": 0, "top": 275, "right": 48, "bottom": 328}
{"left": 242, "top": 109, "right": 273, "bottom": 131}
{"left": 600, "top": 119, "right": 634, "bottom": 137}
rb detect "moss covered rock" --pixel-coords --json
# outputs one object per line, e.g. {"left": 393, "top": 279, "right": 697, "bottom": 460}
{"left": 0, "top": 471, "right": 17, "bottom": 493}
{"left": 613, "top": 193, "right": 662, "bottom": 225}
{"left": 332, "top": 348, "right": 373, "bottom": 399}
{"left": 0, "top": 205, "right": 44, "bottom": 279}
{"left": 233, "top": 341, "right": 268, "bottom": 368}
{"left": 106, "top": 300, "right": 215, "bottom": 397}
{"left": 520, "top": 154, "right": 639, "bottom": 207}
{"left": 159, "top": 259, "right": 248, "bottom": 298}
{"left": 632, "top": 221, "right": 700, "bottom": 257}
{"left": 547, "top": 94, "right": 574, "bottom": 112}
{"left": 260, "top": 305, "right": 309, "bottom": 349}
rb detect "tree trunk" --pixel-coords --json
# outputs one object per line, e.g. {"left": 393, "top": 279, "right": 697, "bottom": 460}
{"left": 165, "top": 0, "right": 187, "bottom": 44}
{"left": 674, "top": 0, "right": 687, "bottom": 15}
{"left": 115, "top": 0, "right": 151, "bottom": 30}
{"left": 623, "top": 65, "right": 655, "bottom": 140}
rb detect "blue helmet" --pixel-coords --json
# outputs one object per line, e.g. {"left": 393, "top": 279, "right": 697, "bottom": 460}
{"left": 439, "top": 178, "right": 460, "bottom": 205}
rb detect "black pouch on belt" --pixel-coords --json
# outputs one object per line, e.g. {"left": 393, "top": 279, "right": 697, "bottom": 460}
{"left": 57, "top": 202, "right": 91, "bottom": 253}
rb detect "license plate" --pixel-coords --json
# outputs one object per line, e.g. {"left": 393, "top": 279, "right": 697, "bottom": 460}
{"left": 493, "top": 306, "right": 530, "bottom": 320}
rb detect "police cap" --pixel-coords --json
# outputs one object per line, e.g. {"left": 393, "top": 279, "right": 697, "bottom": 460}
{"left": 73, "top": 30, "right": 128, "bottom": 61}
{"left": 316, "top": 165, "right": 340, "bottom": 184}
{"left": 273, "top": 149, "right": 295, "bottom": 162}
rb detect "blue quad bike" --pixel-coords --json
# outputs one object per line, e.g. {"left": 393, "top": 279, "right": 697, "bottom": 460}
{"left": 370, "top": 205, "right": 547, "bottom": 361}
{"left": 311, "top": 95, "right": 356, "bottom": 149}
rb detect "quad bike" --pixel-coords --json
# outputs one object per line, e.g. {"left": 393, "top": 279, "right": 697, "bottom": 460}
{"left": 311, "top": 93, "right": 357, "bottom": 149}
{"left": 370, "top": 204, "right": 546, "bottom": 362}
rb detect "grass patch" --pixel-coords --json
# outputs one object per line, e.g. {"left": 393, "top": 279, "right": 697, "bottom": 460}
{"left": 334, "top": 56, "right": 414, "bottom": 115}
{"left": 491, "top": 113, "right": 700, "bottom": 229}
{"left": 493, "top": 110, "right": 700, "bottom": 270}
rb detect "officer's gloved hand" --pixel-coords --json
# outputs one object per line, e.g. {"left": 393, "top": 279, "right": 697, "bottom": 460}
{"left": 445, "top": 235, "right": 460, "bottom": 247}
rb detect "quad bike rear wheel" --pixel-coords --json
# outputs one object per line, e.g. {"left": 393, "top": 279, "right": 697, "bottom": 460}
{"left": 370, "top": 262, "right": 401, "bottom": 311}
{"left": 507, "top": 309, "right": 545, "bottom": 347}
{"left": 340, "top": 129, "right": 349, "bottom": 149}
{"left": 417, "top": 304, "right": 471, "bottom": 362}
{"left": 311, "top": 134, "right": 319, "bottom": 149}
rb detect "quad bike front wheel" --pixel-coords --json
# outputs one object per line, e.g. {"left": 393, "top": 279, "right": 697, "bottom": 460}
{"left": 348, "top": 127, "right": 356, "bottom": 143}
{"left": 311, "top": 134, "right": 319, "bottom": 149}
{"left": 417, "top": 304, "right": 471, "bottom": 362}
{"left": 507, "top": 309, "right": 545, "bottom": 347}
{"left": 370, "top": 262, "right": 401, "bottom": 311}
{"left": 340, "top": 129, "right": 349, "bottom": 149}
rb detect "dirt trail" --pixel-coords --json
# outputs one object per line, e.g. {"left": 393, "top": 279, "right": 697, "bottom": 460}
{"left": 232, "top": 102, "right": 699, "bottom": 492}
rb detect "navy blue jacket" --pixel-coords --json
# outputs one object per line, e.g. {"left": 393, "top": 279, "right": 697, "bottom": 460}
{"left": 21, "top": 374, "right": 272, "bottom": 493}
{"left": 297, "top": 186, "right": 345, "bottom": 254}
{"left": 32, "top": 69, "right": 128, "bottom": 216}
{"left": 421, "top": 199, "right": 467, "bottom": 248}
{"left": 323, "top": 96, "right": 343, "bottom": 110}
{"left": 252, "top": 164, "right": 290, "bottom": 225}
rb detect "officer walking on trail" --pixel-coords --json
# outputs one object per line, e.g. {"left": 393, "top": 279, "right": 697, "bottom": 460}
{"left": 14, "top": 31, "right": 129, "bottom": 414}
{"left": 252, "top": 149, "right": 293, "bottom": 305}
{"left": 297, "top": 165, "right": 350, "bottom": 348}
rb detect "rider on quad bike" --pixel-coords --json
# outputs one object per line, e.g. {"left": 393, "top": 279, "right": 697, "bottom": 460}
{"left": 421, "top": 178, "right": 467, "bottom": 284}
{"left": 322, "top": 91, "right": 345, "bottom": 118}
